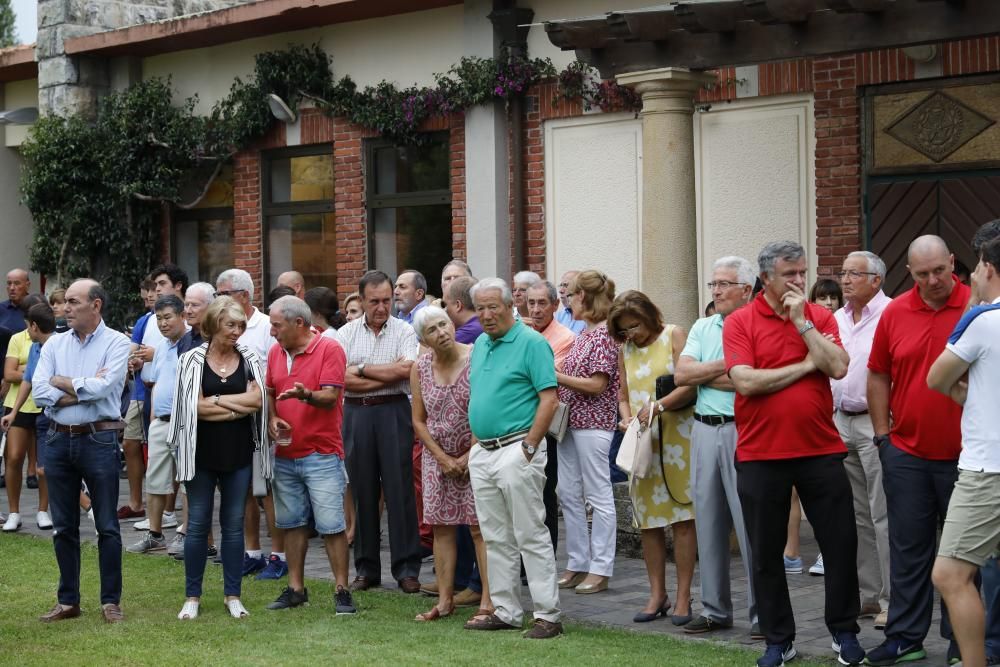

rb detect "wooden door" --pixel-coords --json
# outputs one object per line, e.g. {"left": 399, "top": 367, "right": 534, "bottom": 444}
{"left": 867, "top": 173, "right": 1000, "bottom": 296}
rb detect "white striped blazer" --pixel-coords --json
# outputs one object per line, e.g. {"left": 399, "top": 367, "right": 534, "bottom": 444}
{"left": 167, "top": 342, "right": 271, "bottom": 483}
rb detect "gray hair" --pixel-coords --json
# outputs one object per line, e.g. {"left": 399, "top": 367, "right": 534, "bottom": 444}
{"left": 186, "top": 281, "right": 215, "bottom": 304}
{"left": 758, "top": 241, "right": 806, "bottom": 277}
{"left": 845, "top": 251, "right": 886, "bottom": 281}
{"left": 470, "top": 277, "right": 513, "bottom": 306}
{"left": 269, "top": 295, "right": 312, "bottom": 326}
{"left": 712, "top": 256, "right": 756, "bottom": 286}
{"left": 512, "top": 270, "right": 541, "bottom": 287}
{"left": 442, "top": 259, "right": 473, "bottom": 279}
{"left": 527, "top": 279, "right": 559, "bottom": 304}
{"left": 216, "top": 268, "right": 254, "bottom": 301}
{"left": 412, "top": 305, "right": 450, "bottom": 342}
{"left": 399, "top": 269, "right": 427, "bottom": 294}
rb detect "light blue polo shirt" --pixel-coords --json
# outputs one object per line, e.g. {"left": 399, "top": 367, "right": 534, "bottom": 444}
{"left": 680, "top": 313, "right": 735, "bottom": 417}
{"left": 149, "top": 336, "right": 182, "bottom": 418}
{"left": 468, "top": 320, "right": 557, "bottom": 440}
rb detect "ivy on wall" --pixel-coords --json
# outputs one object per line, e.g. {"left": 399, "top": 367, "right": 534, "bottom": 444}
{"left": 21, "top": 43, "right": 639, "bottom": 327}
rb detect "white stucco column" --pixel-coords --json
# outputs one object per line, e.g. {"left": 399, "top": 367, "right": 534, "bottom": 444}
{"left": 617, "top": 67, "right": 715, "bottom": 327}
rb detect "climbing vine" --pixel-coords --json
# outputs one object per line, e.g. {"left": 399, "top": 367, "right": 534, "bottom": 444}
{"left": 21, "top": 43, "right": 638, "bottom": 327}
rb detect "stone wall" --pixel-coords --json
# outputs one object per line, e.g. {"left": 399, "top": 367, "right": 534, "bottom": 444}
{"left": 36, "top": 0, "right": 253, "bottom": 117}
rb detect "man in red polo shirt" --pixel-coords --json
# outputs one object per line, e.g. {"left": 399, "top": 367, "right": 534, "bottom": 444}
{"left": 263, "top": 296, "right": 356, "bottom": 616}
{"left": 863, "top": 235, "right": 970, "bottom": 666}
{"left": 724, "top": 240, "right": 863, "bottom": 667}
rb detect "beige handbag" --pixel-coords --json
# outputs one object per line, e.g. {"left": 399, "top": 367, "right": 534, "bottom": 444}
{"left": 547, "top": 402, "right": 569, "bottom": 442}
{"left": 615, "top": 403, "right": 656, "bottom": 478}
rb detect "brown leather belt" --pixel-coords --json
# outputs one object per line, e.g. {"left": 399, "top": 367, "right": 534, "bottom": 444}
{"left": 838, "top": 408, "right": 869, "bottom": 417}
{"left": 478, "top": 430, "right": 531, "bottom": 451}
{"left": 344, "top": 394, "right": 408, "bottom": 407}
{"left": 157, "top": 415, "right": 171, "bottom": 422}
{"left": 54, "top": 420, "right": 127, "bottom": 435}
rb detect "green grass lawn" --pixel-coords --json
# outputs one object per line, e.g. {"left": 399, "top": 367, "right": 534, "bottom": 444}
{"left": 0, "top": 533, "right": 832, "bottom": 666}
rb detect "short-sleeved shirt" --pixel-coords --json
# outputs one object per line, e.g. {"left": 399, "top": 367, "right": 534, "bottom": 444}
{"left": 680, "top": 314, "right": 734, "bottom": 417}
{"left": 455, "top": 317, "right": 484, "bottom": 345}
{"left": 723, "top": 293, "right": 845, "bottom": 462}
{"left": 267, "top": 334, "right": 347, "bottom": 459}
{"left": 138, "top": 311, "right": 165, "bottom": 384}
{"left": 557, "top": 324, "right": 619, "bottom": 430}
{"left": 336, "top": 314, "right": 419, "bottom": 397}
{"left": 868, "top": 277, "right": 969, "bottom": 461}
{"left": 0, "top": 299, "right": 26, "bottom": 361}
{"left": 538, "top": 318, "right": 576, "bottom": 371}
{"left": 130, "top": 312, "right": 152, "bottom": 401}
{"left": 24, "top": 341, "right": 42, "bottom": 383}
{"left": 149, "top": 336, "right": 182, "bottom": 418}
{"left": 946, "top": 298, "right": 1000, "bottom": 472}
{"left": 240, "top": 308, "right": 277, "bottom": 364}
{"left": 469, "top": 321, "right": 557, "bottom": 440}
{"left": 5, "top": 329, "right": 40, "bottom": 413}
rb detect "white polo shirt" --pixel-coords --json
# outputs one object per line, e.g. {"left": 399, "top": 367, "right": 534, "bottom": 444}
{"left": 945, "top": 296, "right": 1000, "bottom": 473}
{"left": 239, "top": 307, "right": 277, "bottom": 363}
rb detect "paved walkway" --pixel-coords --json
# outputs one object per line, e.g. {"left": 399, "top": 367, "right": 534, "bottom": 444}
{"left": 5, "top": 481, "right": 950, "bottom": 663}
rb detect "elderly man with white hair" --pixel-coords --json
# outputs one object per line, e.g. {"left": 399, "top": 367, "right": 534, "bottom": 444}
{"left": 511, "top": 270, "right": 540, "bottom": 323}
{"left": 463, "top": 277, "right": 562, "bottom": 639}
{"left": 675, "top": 256, "right": 760, "bottom": 638}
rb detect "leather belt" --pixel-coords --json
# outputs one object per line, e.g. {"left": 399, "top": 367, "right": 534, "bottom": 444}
{"left": 694, "top": 413, "right": 735, "bottom": 426}
{"left": 54, "top": 420, "right": 127, "bottom": 435}
{"left": 478, "top": 430, "right": 530, "bottom": 451}
{"left": 344, "top": 394, "right": 408, "bottom": 407}
{"left": 838, "top": 408, "right": 869, "bottom": 417}
{"left": 157, "top": 415, "right": 171, "bottom": 422}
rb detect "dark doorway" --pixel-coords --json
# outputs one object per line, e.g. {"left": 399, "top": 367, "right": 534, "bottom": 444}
{"left": 866, "top": 172, "right": 1000, "bottom": 295}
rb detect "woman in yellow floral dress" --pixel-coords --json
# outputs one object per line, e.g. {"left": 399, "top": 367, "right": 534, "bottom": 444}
{"left": 610, "top": 290, "right": 697, "bottom": 625}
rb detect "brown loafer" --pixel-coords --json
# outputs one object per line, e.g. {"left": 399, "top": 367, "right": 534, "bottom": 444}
{"left": 101, "top": 603, "right": 124, "bottom": 624}
{"left": 420, "top": 581, "right": 439, "bottom": 596}
{"left": 464, "top": 611, "right": 519, "bottom": 631}
{"left": 39, "top": 603, "right": 81, "bottom": 623}
{"left": 349, "top": 576, "right": 377, "bottom": 592}
{"left": 398, "top": 576, "right": 421, "bottom": 594}
{"left": 859, "top": 602, "right": 881, "bottom": 619}
{"left": 524, "top": 618, "right": 564, "bottom": 639}
{"left": 453, "top": 588, "right": 482, "bottom": 608}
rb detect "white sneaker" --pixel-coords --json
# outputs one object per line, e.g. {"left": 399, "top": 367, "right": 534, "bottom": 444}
{"left": 809, "top": 554, "right": 825, "bottom": 576}
{"left": 134, "top": 517, "right": 150, "bottom": 531}
{"left": 161, "top": 512, "right": 178, "bottom": 529}
{"left": 3, "top": 512, "right": 22, "bottom": 532}
{"left": 37, "top": 511, "right": 53, "bottom": 530}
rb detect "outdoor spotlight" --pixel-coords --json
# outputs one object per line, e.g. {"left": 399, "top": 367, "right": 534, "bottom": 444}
{"left": 267, "top": 94, "right": 297, "bottom": 123}
{"left": 0, "top": 106, "right": 39, "bottom": 125}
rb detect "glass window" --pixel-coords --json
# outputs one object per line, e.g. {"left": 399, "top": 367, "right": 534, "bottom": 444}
{"left": 263, "top": 146, "right": 336, "bottom": 292}
{"left": 173, "top": 163, "right": 234, "bottom": 283}
{"left": 367, "top": 133, "right": 452, "bottom": 296}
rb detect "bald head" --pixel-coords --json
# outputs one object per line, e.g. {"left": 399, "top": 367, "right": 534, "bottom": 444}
{"left": 907, "top": 235, "right": 950, "bottom": 263}
{"left": 906, "top": 234, "right": 955, "bottom": 307}
{"left": 277, "top": 271, "right": 305, "bottom": 299}
{"left": 65, "top": 278, "right": 107, "bottom": 336}
{"left": 6, "top": 268, "right": 29, "bottom": 305}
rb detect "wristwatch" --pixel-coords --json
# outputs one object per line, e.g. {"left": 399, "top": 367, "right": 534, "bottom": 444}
{"left": 358, "top": 363, "right": 366, "bottom": 378}
{"left": 797, "top": 320, "right": 815, "bottom": 336}
{"left": 299, "top": 389, "right": 313, "bottom": 404}
{"left": 522, "top": 441, "right": 537, "bottom": 455}
{"left": 873, "top": 434, "right": 891, "bottom": 448}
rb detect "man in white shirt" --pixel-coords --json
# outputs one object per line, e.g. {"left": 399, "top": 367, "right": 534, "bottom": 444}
{"left": 215, "top": 268, "right": 284, "bottom": 579}
{"left": 831, "top": 251, "right": 893, "bottom": 627}
{"left": 928, "top": 232, "right": 1000, "bottom": 667}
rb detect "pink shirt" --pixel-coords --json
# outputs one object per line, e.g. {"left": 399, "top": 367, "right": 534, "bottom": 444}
{"left": 831, "top": 290, "right": 892, "bottom": 412}
{"left": 538, "top": 318, "right": 576, "bottom": 371}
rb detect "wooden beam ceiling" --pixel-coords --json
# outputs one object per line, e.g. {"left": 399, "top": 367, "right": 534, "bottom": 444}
{"left": 545, "top": 0, "right": 999, "bottom": 77}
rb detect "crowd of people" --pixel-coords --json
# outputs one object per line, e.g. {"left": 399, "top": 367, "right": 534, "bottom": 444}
{"left": 1, "top": 220, "right": 1000, "bottom": 665}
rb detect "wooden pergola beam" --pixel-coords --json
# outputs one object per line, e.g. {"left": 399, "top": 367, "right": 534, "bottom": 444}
{"left": 544, "top": 0, "right": 999, "bottom": 76}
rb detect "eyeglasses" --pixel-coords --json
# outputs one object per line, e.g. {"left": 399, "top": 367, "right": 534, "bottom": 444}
{"left": 707, "top": 281, "right": 746, "bottom": 290}
{"left": 616, "top": 323, "right": 642, "bottom": 338}
{"left": 214, "top": 289, "right": 247, "bottom": 298}
{"left": 837, "top": 270, "right": 878, "bottom": 280}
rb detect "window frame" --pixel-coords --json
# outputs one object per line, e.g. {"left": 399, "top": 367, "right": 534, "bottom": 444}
{"left": 364, "top": 133, "right": 452, "bottom": 270}
{"left": 261, "top": 144, "right": 336, "bottom": 290}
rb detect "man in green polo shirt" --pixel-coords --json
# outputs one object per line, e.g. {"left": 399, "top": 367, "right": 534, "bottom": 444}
{"left": 676, "top": 255, "right": 760, "bottom": 638}
{"left": 465, "top": 277, "right": 562, "bottom": 639}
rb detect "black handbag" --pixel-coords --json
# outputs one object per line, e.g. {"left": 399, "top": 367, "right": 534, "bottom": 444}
{"left": 655, "top": 374, "right": 696, "bottom": 410}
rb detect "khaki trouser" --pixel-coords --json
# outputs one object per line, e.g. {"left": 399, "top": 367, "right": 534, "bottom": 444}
{"left": 469, "top": 439, "right": 560, "bottom": 625}
{"left": 835, "top": 409, "right": 890, "bottom": 610}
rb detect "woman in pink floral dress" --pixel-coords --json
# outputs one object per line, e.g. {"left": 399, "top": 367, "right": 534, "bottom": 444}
{"left": 409, "top": 306, "right": 491, "bottom": 621}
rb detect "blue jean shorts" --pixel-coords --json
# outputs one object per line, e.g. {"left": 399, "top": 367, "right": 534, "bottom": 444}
{"left": 272, "top": 453, "right": 347, "bottom": 535}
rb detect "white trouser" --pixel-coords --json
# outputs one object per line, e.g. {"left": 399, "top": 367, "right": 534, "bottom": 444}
{"left": 835, "top": 409, "right": 890, "bottom": 610}
{"left": 557, "top": 428, "right": 616, "bottom": 577}
{"left": 469, "top": 439, "right": 560, "bottom": 625}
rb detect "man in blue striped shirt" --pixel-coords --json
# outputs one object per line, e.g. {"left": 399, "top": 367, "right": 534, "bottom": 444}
{"left": 32, "top": 279, "right": 131, "bottom": 625}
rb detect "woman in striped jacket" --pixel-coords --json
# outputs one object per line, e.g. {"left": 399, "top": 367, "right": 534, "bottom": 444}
{"left": 168, "top": 296, "right": 270, "bottom": 621}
